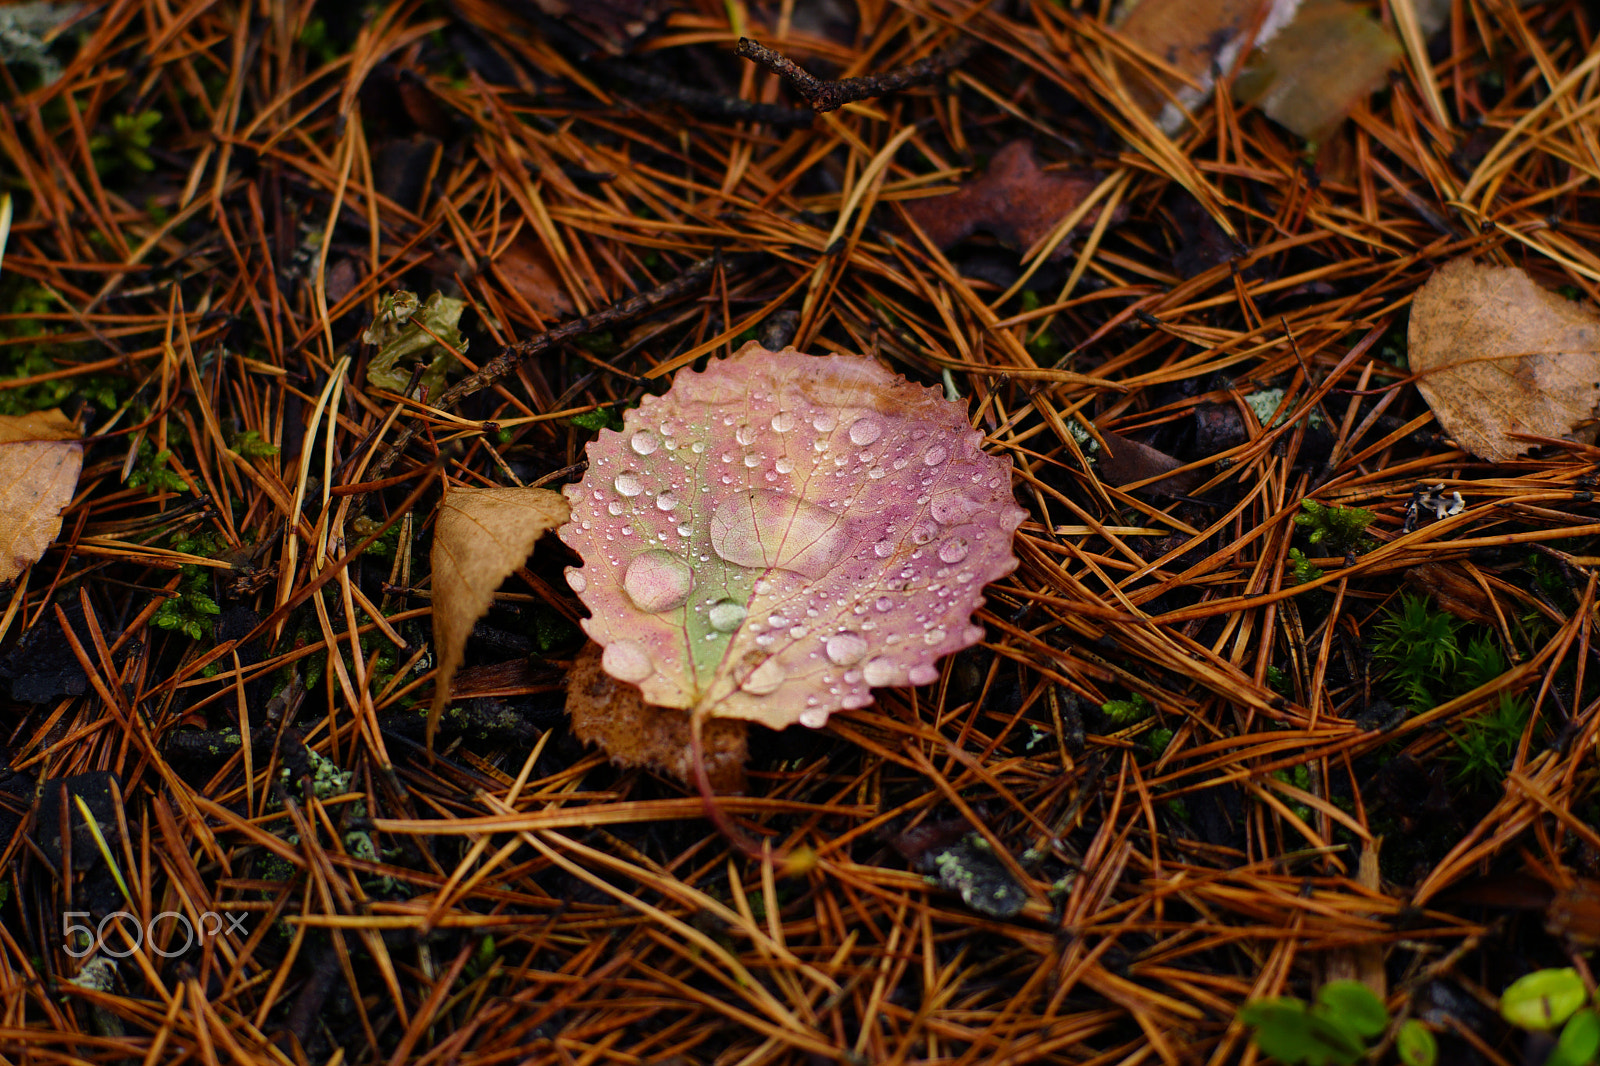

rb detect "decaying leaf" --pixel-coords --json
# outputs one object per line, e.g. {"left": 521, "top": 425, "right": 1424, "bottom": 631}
{"left": 364, "top": 290, "right": 468, "bottom": 396}
{"left": 1408, "top": 257, "right": 1600, "bottom": 462}
{"left": 1114, "top": 0, "right": 1399, "bottom": 140}
{"left": 1234, "top": 0, "right": 1402, "bottom": 141}
{"left": 0, "top": 408, "right": 82, "bottom": 584}
{"left": 559, "top": 342, "right": 1025, "bottom": 730}
{"left": 491, "top": 234, "right": 576, "bottom": 320}
{"left": 567, "top": 641, "right": 748, "bottom": 792}
{"left": 900, "top": 141, "right": 1119, "bottom": 261}
{"left": 429, "top": 485, "right": 569, "bottom": 743}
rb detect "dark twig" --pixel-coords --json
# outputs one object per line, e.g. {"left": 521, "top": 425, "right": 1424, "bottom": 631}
{"left": 599, "top": 61, "right": 814, "bottom": 125}
{"left": 735, "top": 36, "right": 975, "bottom": 114}
{"left": 364, "top": 252, "right": 740, "bottom": 488}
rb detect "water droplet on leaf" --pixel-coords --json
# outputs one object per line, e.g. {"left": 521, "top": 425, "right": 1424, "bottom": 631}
{"left": 741, "top": 659, "right": 786, "bottom": 695}
{"left": 924, "top": 445, "right": 949, "bottom": 466}
{"left": 862, "top": 658, "right": 899, "bottom": 686}
{"left": 709, "top": 490, "right": 849, "bottom": 580}
{"left": 614, "top": 472, "right": 644, "bottom": 496}
{"left": 566, "top": 569, "right": 587, "bottom": 592}
{"left": 908, "top": 664, "right": 940, "bottom": 685}
{"left": 849, "top": 416, "right": 884, "bottom": 445}
{"left": 602, "top": 640, "right": 653, "bottom": 682}
{"left": 771, "top": 411, "right": 794, "bottom": 432}
{"left": 630, "top": 430, "right": 660, "bottom": 455}
{"left": 623, "top": 550, "right": 694, "bottom": 612}
{"left": 800, "top": 708, "right": 828, "bottom": 728}
{"left": 825, "top": 632, "right": 868, "bottom": 666}
{"left": 938, "top": 538, "right": 971, "bottom": 564}
{"left": 708, "top": 600, "right": 747, "bottom": 631}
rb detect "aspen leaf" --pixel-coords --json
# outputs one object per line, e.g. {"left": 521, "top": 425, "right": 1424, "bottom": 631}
{"left": 1408, "top": 257, "right": 1600, "bottom": 462}
{"left": 429, "top": 485, "right": 569, "bottom": 743}
{"left": 0, "top": 408, "right": 82, "bottom": 584}
{"left": 559, "top": 342, "right": 1026, "bottom": 731}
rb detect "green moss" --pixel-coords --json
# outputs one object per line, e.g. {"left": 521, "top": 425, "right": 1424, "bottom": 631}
{"left": 1294, "top": 499, "right": 1375, "bottom": 555}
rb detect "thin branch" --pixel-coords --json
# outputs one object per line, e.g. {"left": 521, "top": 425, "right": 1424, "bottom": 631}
{"left": 735, "top": 36, "right": 975, "bottom": 113}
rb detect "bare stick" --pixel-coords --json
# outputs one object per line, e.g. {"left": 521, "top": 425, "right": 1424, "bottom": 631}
{"left": 735, "top": 37, "right": 974, "bottom": 114}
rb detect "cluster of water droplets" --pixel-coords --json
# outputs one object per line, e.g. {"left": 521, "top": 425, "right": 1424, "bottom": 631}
{"left": 559, "top": 352, "right": 1022, "bottom": 726}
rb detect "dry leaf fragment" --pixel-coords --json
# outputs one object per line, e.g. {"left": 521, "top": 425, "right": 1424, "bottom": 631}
{"left": 492, "top": 234, "right": 576, "bottom": 320}
{"left": 0, "top": 408, "right": 82, "bottom": 584}
{"left": 1234, "top": 0, "right": 1402, "bottom": 141}
{"left": 559, "top": 342, "right": 1026, "bottom": 730}
{"left": 1408, "top": 257, "right": 1600, "bottom": 461}
{"left": 567, "top": 642, "right": 748, "bottom": 792}
{"left": 900, "top": 141, "right": 1120, "bottom": 261}
{"left": 429, "top": 485, "right": 569, "bottom": 744}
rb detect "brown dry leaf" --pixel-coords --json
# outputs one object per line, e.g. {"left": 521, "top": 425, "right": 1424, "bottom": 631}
{"left": 1114, "top": 0, "right": 1290, "bottom": 128}
{"left": 429, "top": 485, "right": 569, "bottom": 744}
{"left": 491, "top": 234, "right": 576, "bottom": 320}
{"left": 900, "top": 141, "right": 1119, "bottom": 261}
{"left": 567, "top": 641, "right": 748, "bottom": 792}
{"left": 1234, "top": 0, "right": 1402, "bottom": 141}
{"left": 0, "top": 408, "right": 82, "bottom": 584}
{"left": 1408, "top": 257, "right": 1600, "bottom": 462}
{"left": 1095, "top": 429, "right": 1206, "bottom": 496}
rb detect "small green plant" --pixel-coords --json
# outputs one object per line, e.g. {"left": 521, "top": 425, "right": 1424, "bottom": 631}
{"left": 1100, "top": 692, "right": 1154, "bottom": 727}
{"left": 228, "top": 428, "right": 278, "bottom": 459}
{"left": 126, "top": 441, "right": 190, "bottom": 495}
{"left": 1370, "top": 594, "right": 1462, "bottom": 709}
{"left": 90, "top": 111, "right": 162, "bottom": 173}
{"left": 1294, "top": 499, "right": 1376, "bottom": 555}
{"left": 568, "top": 407, "right": 624, "bottom": 432}
{"left": 1239, "top": 980, "right": 1436, "bottom": 1066}
{"left": 153, "top": 532, "right": 222, "bottom": 640}
{"left": 1287, "top": 547, "right": 1323, "bottom": 585}
{"left": 1501, "top": 969, "right": 1598, "bottom": 1066}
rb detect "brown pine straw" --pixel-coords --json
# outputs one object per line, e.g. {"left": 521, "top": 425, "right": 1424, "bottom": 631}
{"left": 1, "top": 0, "right": 1599, "bottom": 1062}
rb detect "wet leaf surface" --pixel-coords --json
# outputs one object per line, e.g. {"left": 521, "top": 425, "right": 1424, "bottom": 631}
{"left": 560, "top": 342, "right": 1025, "bottom": 729}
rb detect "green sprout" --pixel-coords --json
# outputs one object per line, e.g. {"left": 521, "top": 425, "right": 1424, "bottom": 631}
{"left": 153, "top": 531, "right": 221, "bottom": 640}
{"left": 1370, "top": 594, "right": 1461, "bottom": 709}
{"left": 228, "top": 428, "right": 279, "bottom": 459}
{"left": 126, "top": 441, "right": 190, "bottom": 495}
{"left": 1101, "top": 692, "right": 1154, "bottom": 727}
{"left": 1286, "top": 547, "right": 1323, "bottom": 585}
{"left": 568, "top": 407, "right": 625, "bottom": 432}
{"left": 90, "top": 111, "right": 162, "bottom": 173}
{"left": 1239, "top": 980, "right": 1392, "bottom": 1066}
{"left": 1294, "top": 499, "right": 1376, "bottom": 555}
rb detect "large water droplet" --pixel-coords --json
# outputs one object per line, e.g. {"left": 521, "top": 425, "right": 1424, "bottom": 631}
{"left": 708, "top": 490, "right": 849, "bottom": 580}
{"left": 735, "top": 425, "right": 756, "bottom": 445}
{"left": 908, "top": 664, "right": 940, "bottom": 685}
{"left": 603, "top": 640, "right": 653, "bottom": 682}
{"left": 614, "top": 472, "right": 644, "bottom": 497}
{"left": 771, "top": 412, "right": 794, "bottom": 432}
{"left": 565, "top": 569, "right": 587, "bottom": 593}
{"left": 623, "top": 550, "right": 694, "bottom": 613}
{"left": 874, "top": 596, "right": 893, "bottom": 612}
{"left": 741, "top": 659, "right": 786, "bottom": 695}
{"left": 657, "top": 491, "right": 679, "bottom": 511}
{"left": 873, "top": 540, "right": 894, "bottom": 558}
{"left": 841, "top": 693, "right": 873, "bottom": 710}
{"left": 608, "top": 501, "right": 625, "bottom": 516}
{"left": 938, "top": 538, "right": 971, "bottom": 564}
{"left": 708, "top": 600, "right": 747, "bottom": 632}
{"left": 774, "top": 457, "right": 794, "bottom": 474}
{"left": 862, "top": 658, "right": 899, "bottom": 687}
{"left": 923, "top": 445, "right": 949, "bottom": 466}
{"left": 848, "top": 416, "right": 884, "bottom": 445}
{"left": 825, "top": 632, "right": 868, "bottom": 666}
{"left": 911, "top": 521, "right": 938, "bottom": 544}
{"left": 813, "top": 412, "right": 837, "bottom": 432}
{"left": 799, "top": 708, "right": 828, "bottom": 728}
{"left": 630, "top": 430, "right": 660, "bottom": 455}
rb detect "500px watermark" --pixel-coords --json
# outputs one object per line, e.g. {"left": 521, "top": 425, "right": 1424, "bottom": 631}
{"left": 63, "top": 911, "right": 249, "bottom": 958}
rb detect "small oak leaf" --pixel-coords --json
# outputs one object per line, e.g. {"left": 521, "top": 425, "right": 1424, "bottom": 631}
{"left": 558, "top": 342, "right": 1026, "bottom": 730}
